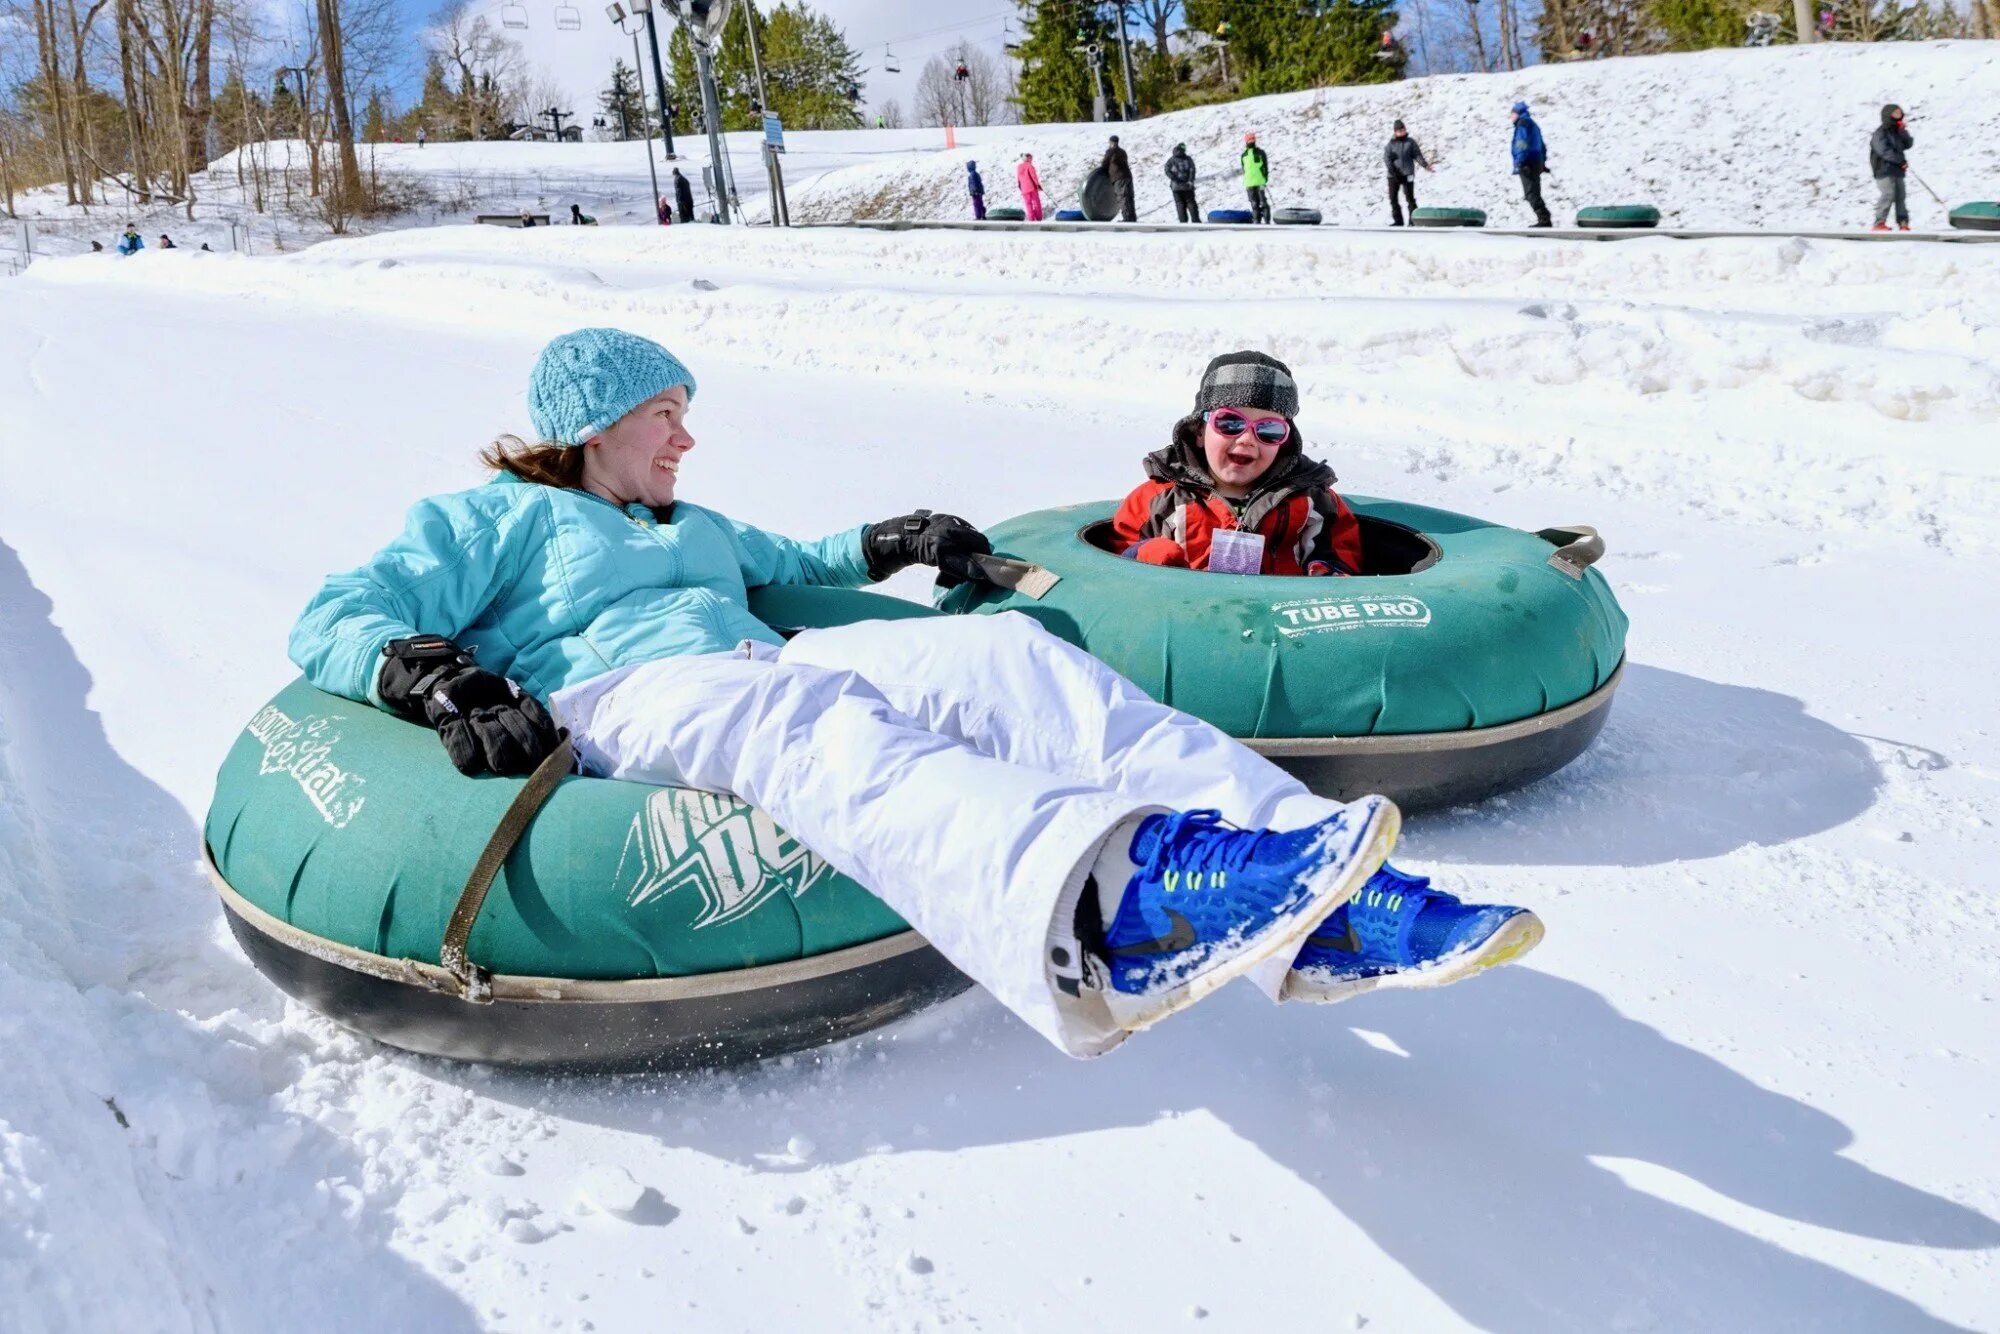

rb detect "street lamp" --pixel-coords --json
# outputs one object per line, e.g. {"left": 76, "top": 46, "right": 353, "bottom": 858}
{"left": 621, "top": 0, "right": 677, "bottom": 160}
{"left": 606, "top": 2, "right": 662, "bottom": 211}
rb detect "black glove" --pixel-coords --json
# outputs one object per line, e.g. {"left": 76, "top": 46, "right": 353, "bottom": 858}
{"left": 864, "top": 509, "right": 992, "bottom": 588}
{"left": 380, "top": 636, "right": 560, "bottom": 778}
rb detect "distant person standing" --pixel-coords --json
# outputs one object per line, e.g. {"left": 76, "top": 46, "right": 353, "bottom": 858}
{"left": 1509, "top": 102, "right": 1553, "bottom": 228}
{"left": 1870, "top": 104, "right": 1914, "bottom": 232}
{"left": 1104, "top": 135, "right": 1136, "bottom": 222}
{"left": 117, "top": 226, "right": 143, "bottom": 255}
{"left": 1383, "top": 119, "right": 1432, "bottom": 227}
{"left": 417, "top": 126, "right": 428, "bottom": 149}
{"left": 1165, "top": 143, "right": 1199, "bottom": 223}
{"left": 967, "top": 161, "right": 987, "bottom": 220}
{"left": 1241, "top": 133, "right": 1272, "bottom": 224}
{"left": 673, "top": 167, "right": 696, "bottom": 224}
{"left": 1017, "top": 153, "right": 1045, "bottom": 222}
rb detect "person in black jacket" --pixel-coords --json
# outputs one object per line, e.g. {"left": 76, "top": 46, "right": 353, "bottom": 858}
{"left": 672, "top": 167, "right": 696, "bottom": 224}
{"left": 1383, "top": 120, "right": 1432, "bottom": 226}
{"left": 1869, "top": 104, "right": 1914, "bottom": 232}
{"left": 1104, "top": 135, "right": 1136, "bottom": 222}
{"left": 1164, "top": 143, "right": 1199, "bottom": 223}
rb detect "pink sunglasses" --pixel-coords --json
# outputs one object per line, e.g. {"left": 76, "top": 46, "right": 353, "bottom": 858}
{"left": 1207, "top": 409, "right": 1292, "bottom": 446}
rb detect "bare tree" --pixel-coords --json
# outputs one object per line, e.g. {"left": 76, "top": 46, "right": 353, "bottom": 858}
{"left": 426, "top": 0, "right": 523, "bottom": 138}
{"left": 509, "top": 68, "right": 571, "bottom": 134}
{"left": 913, "top": 40, "right": 1009, "bottom": 129}
{"left": 1136, "top": 0, "right": 1174, "bottom": 57}
{"left": 876, "top": 97, "right": 904, "bottom": 129}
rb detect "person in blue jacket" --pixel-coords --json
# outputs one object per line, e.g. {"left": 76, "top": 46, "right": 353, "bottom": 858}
{"left": 1510, "top": 102, "right": 1553, "bottom": 229}
{"left": 116, "top": 225, "right": 144, "bottom": 255}
{"left": 289, "top": 328, "right": 1541, "bottom": 1059}
{"left": 967, "top": 160, "right": 986, "bottom": 220}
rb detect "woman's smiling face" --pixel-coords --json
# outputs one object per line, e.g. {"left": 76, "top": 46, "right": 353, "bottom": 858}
{"left": 581, "top": 385, "right": 694, "bottom": 510}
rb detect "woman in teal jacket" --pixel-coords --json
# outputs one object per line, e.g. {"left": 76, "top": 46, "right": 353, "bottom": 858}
{"left": 289, "top": 328, "right": 1539, "bottom": 1059}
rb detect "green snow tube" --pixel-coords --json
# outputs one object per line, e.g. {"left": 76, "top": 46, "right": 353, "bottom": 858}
{"left": 205, "top": 585, "right": 970, "bottom": 1072}
{"left": 937, "top": 497, "right": 1626, "bottom": 809}
{"left": 1411, "top": 207, "right": 1486, "bottom": 229}
{"left": 1274, "top": 206, "right": 1323, "bottom": 226}
{"left": 1949, "top": 202, "right": 2000, "bottom": 232}
{"left": 1575, "top": 204, "right": 1661, "bottom": 230}
{"left": 985, "top": 207, "right": 1026, "bottom": 222}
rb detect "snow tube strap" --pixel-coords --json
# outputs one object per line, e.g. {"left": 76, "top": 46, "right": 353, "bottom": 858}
{"left": 437, "top": 733, "right": 575, "bottom": 1003}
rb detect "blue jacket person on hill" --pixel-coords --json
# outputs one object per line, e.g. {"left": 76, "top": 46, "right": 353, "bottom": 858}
{"left": 116, "top": 227, "right": 144, "bottom": 255}
{"left": 1509, "top": 102, "right": 1553, "bottom": 229}
{"left": 967, "top": 161, "right": 986, "bottom": 221}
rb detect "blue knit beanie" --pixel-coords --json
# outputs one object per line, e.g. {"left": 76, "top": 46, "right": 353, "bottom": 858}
{"left": 527, "top": 327, "right": 697, "bottom": 446}
{"left": 1512, "top": 101, "right": 1530, "bottom": 115}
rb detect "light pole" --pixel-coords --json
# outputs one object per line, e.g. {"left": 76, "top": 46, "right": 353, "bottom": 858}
{"left": 624, "top": 0, "right": 677, "bottom": 159}
{"left": 607, "top": 4, "right": 662, "bottom": 211}
{"left": 1113, "top": 1, "right": 1138, "bottom": 121}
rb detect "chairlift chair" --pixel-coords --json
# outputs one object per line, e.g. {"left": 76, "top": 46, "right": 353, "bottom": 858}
{"left": 884, "top": 45, "right": 901, "bottom": 74}
{"left": 501, "top": 2, "right": 529, "bottom": 28}
{"left": 555, "top": 3, "right": 581, "bottom": 29}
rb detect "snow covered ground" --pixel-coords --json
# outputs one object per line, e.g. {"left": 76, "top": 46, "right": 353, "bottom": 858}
{"left": 4, "top": 215, "right": 2000, "bottom": 1331}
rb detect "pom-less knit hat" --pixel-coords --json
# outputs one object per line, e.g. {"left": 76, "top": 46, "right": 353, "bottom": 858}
{"left": 1194, "top": 350, "right": 1299, "bottom": 418}
{"left": 528, "top": 327, "right": 697, "bottom": 446}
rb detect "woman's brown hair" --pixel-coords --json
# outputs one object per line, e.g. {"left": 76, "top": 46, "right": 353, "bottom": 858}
{"left": 480, "top": 434, "right": 586, "bottom": 489}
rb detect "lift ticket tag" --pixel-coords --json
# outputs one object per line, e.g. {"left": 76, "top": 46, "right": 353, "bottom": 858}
{"left": 1208, "top": 529, "right": 1266, "bottom": 575}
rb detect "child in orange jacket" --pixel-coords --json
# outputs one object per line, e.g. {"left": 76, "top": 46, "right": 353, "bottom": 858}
{"left": 1111, "top": 351, "right": 1363, "bottom": 576}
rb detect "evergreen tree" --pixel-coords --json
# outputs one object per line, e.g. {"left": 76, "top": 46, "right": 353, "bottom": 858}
{"left": 1012, "top": 0, "right": 1108, "bottom": 124}
{"left": 269, "top": 79, "right": 305, "bottom": 139}
{"left": 362, "top": 89, "right": 389, "bottom": 143}
{"left": 668, "top": 26, "right": 702, "bottom": 134}
{"left": 601, "top": 58, "right": 645, "bottom": 137}
{"left": 1183, "top": 1, "right": 1402, "bottom": 95}
{"left": 753, "top": 4, "right": 865, "bottom": 129}
{"left": 413, "top": 56, "right": 458, "bottom": 140}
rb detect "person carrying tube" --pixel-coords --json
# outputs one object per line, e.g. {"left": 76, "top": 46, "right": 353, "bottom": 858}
{"left": 287, "top": 328, "right": 1546, "bottom": 1061}
{"left": 1384, "top": 120, "right": 1432, "bottom": 227}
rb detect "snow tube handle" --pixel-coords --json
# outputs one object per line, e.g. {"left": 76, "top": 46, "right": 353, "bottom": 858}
{"left": 1536, "top": 525, "right": 1604, "bottom": 579}
{"left": 437, "top": 733, "right": 575, "bottom": 1003}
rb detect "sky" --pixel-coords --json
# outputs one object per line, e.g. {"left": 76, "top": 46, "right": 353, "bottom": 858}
{"left": 385, "top": 0, "right": 1025, "bottom": 122}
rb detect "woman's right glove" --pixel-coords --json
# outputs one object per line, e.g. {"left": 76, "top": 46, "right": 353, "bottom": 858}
{"left": 379, "top": 636, "right": 560, "bottom": 777}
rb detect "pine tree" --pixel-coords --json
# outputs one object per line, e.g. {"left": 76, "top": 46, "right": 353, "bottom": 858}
{"left": 362, "top": 89, "right": 389, "bottom": 143}
{"left": 752, "top": 4, "right": 865, "bottom": 130}
{"left": 1012, "top": 0, "right": 1107, "bottom": 124}
{"left": 413, "top": 56, "right": 458, "bottom": 140}
{"left": 601, "top": 58, "right": 645, "bottom": 138}
{"left": 1180, "top": 1, "right": 1402, "bottom": 95}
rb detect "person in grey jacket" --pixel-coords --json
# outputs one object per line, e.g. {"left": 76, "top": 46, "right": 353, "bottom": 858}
{"left": 1383, "top": 120, "right": 1432, "bottom": 226}
{"left": 1164, "top": 143, "right": 1199, "bottom": 223}
{"left": 1869, "top": 104, "right": 1914, "bottom": 231}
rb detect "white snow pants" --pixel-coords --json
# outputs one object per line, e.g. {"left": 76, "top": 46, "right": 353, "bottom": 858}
{"left": 551, "top": 611, "right": 1341, "bottom": 1057}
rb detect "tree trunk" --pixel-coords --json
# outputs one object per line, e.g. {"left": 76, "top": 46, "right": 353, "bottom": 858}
{"left": 316, "top": 0, "right": 362, "bottom": 206}
{"left": 191, "top": 0, "right": 215, "bottom": 184}
{"left": 1465, "top": 0, "right": 1491, "bottom": 70}
{"left": 65, "top": 0, "right": 96, "bottom": 204}
{"left": 1544, "top": 0, "right": 1571, "bottom": 55}
{"left": 1496, "top": 0, "right": 1515, "bottom": 70}
{"left": 34, "top": 0, "right": 80, "bottom": 204}
{"left": 1793, "top": 0, "right": 1817, "bottom": 41}
{"left": 117, "top": 0, "right": 151, "bottom": 204}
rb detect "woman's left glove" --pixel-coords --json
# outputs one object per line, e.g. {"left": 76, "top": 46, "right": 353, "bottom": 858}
{"left": 380, "top": 636, "right": 561, "bottom": 778}
{"left": 865, "top": 510, "right": 992, "bottom": 587}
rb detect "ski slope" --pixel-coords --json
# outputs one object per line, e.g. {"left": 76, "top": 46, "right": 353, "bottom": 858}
{"left": 3, "top": 216, "right": 1999, "bottom": 1331}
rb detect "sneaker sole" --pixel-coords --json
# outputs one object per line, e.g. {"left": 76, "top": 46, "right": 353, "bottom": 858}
{"left": 1281, "top": 907, "right": 1546, "bottom": 1004}
{"left": 1104, "top": 796, "right": 1400, "bottom": 1034}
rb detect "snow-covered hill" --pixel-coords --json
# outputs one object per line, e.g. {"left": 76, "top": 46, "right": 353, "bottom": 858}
{"left": 777, "top": 42, "right": 2000, "bottom": 229}
{"left": 4, "top": 213, "right": 1999, "bottom": 1331}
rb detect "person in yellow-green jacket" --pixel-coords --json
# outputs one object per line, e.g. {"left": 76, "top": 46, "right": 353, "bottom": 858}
{"left": 1241, "top": 133, "right": 1272, "bottom": 224}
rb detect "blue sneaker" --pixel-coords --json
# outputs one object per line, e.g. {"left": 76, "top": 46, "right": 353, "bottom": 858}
{"left": 1097, "top": 796, "right": 1398, "bottom": 1032}
{"left": 1282, "top": 862, "right": 1543, "bottom": 1002}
